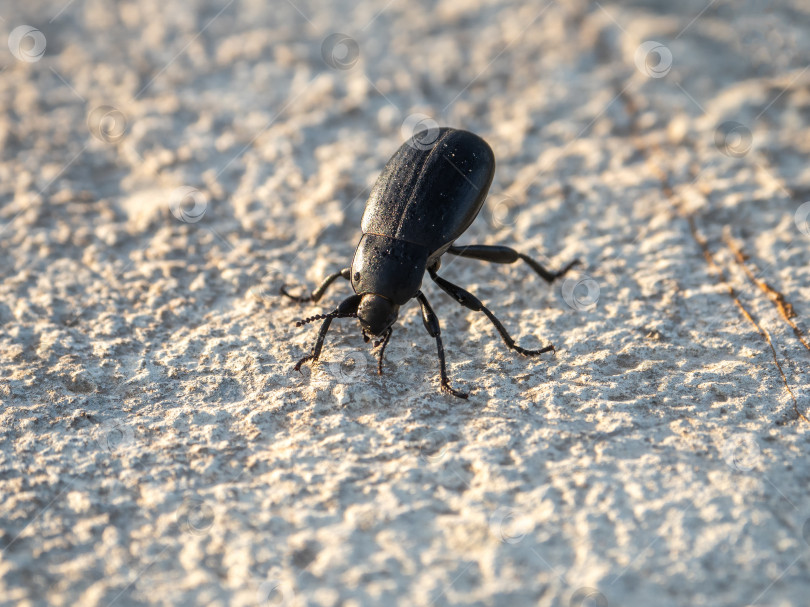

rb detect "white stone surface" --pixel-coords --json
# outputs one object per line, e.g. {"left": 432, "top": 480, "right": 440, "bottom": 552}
{"left": 1, "top": 1, "right": 809, "bottom": 605}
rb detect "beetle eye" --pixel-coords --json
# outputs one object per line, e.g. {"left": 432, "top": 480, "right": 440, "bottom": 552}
{"left": 354, "top": 272, "right": 361, "bottom": 281}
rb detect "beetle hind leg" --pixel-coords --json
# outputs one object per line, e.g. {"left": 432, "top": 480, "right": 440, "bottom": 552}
{"left": 281, "top": 267, "right": 351, "bottom": 303}
{"left": 447, "top": 245, "right": 579, "bottom": 284}
{"left": 416, "top": 292, "right": 469, "bottom": 399}
{"left": 429, "top": 269, "right": 554, "bottom": 357}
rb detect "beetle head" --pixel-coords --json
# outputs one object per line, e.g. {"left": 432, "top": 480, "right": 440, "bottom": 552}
{"left": 357, "top": 294, "right": 399, "bottom": 336}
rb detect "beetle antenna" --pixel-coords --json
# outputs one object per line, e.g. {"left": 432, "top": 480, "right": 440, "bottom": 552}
{"left": 295, "top": 313, "right": 331, "bottom": 327}
{"left": 295, "top": 310, "right": 356, "bottom": 327}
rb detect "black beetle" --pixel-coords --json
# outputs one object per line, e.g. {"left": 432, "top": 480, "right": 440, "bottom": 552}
{"left": 282, "top": 127, "right": 579, "bottom": 398}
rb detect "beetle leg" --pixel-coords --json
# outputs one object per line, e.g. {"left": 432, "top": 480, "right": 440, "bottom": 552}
{"left": 281, "top": 267, "right": 351, "bottom": 303}
{"left": 447, "top": 245, "right": 579, "bottom": 284}
{"left": 372, "top": 327, "right": 393, "bottom": 375}
{"left": 416, "top": 292, "right": 468, "bottom": 399}
{"left": 428, "top": 269, "right": 554, "bottom": 357}
{"left": 294, "top": 294, "right": 361, "bottom": 372}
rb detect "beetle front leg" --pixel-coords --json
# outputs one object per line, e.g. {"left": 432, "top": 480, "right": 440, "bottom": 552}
{"left": 372, "top": 327, "right": 393, "bottom": 375}
{"left": 416, "top": 292, "right": 468, "bottom": 399}
{"left": 281, "top": 267, "right": 351, "bottom": 303}
{"left": 294, "top": 294, "right": 361, "bottom": 372}
{"left": 429, "top": 269, "right": 554, "bottom": 356}
{"left": 447, "top": 245, "right": 579, "bottom": 284}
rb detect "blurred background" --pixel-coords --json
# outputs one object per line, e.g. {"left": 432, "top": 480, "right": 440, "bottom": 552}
{"left": 2, "top": 1, "right": 810, "bottom": 606}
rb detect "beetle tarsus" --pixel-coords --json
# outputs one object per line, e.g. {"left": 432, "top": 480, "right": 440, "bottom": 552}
{"left": 549, "top": 258, "right": 582, "bottom": 280}
{"left": 517, "top": 253, "right": 579, "bottom": 283}
{"left": 280, "top": 285, "right": 313, "bottom": 303}
{"left": 448, "top": 244, "right": 579, "bottom": 285}
{"left": 513, "top": 344, "right": 554, "bottom": 357}
{"left": 441, "top": 380, "right": 469, "bottom": 399}
{"left": 294, "top": 355, "right": 315, "bottom": 372}
{"left": 281, "top": 268, "right": 352, "bottom": 304}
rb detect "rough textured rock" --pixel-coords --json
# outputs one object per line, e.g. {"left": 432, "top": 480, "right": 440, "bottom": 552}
{"left": 1, "top": 0, "right": 809, "bottom": 605}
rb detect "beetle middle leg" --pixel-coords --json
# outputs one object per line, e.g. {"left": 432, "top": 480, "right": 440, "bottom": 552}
{"left": 428, "top": 268, "right": 554, "bottom": 356}
{"left": 294, "top": 294, "right": 361, "bottom": 372}
{"left": 447, "top": 245, "right": 579, "bottom": 283}
{"left": 281, "top": 267, "right": 351, "bottom": 303}
{"left": 416, "top": 291, "right": 468, "bottom": 399}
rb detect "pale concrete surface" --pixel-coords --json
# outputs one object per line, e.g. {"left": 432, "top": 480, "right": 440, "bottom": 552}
{"left": 1, "top": 0, "right": 810, "bottom": 605}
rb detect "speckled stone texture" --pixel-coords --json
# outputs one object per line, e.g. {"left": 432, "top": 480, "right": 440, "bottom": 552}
{"left": 1, "top": 0, "right": 810, "bottom": 605}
